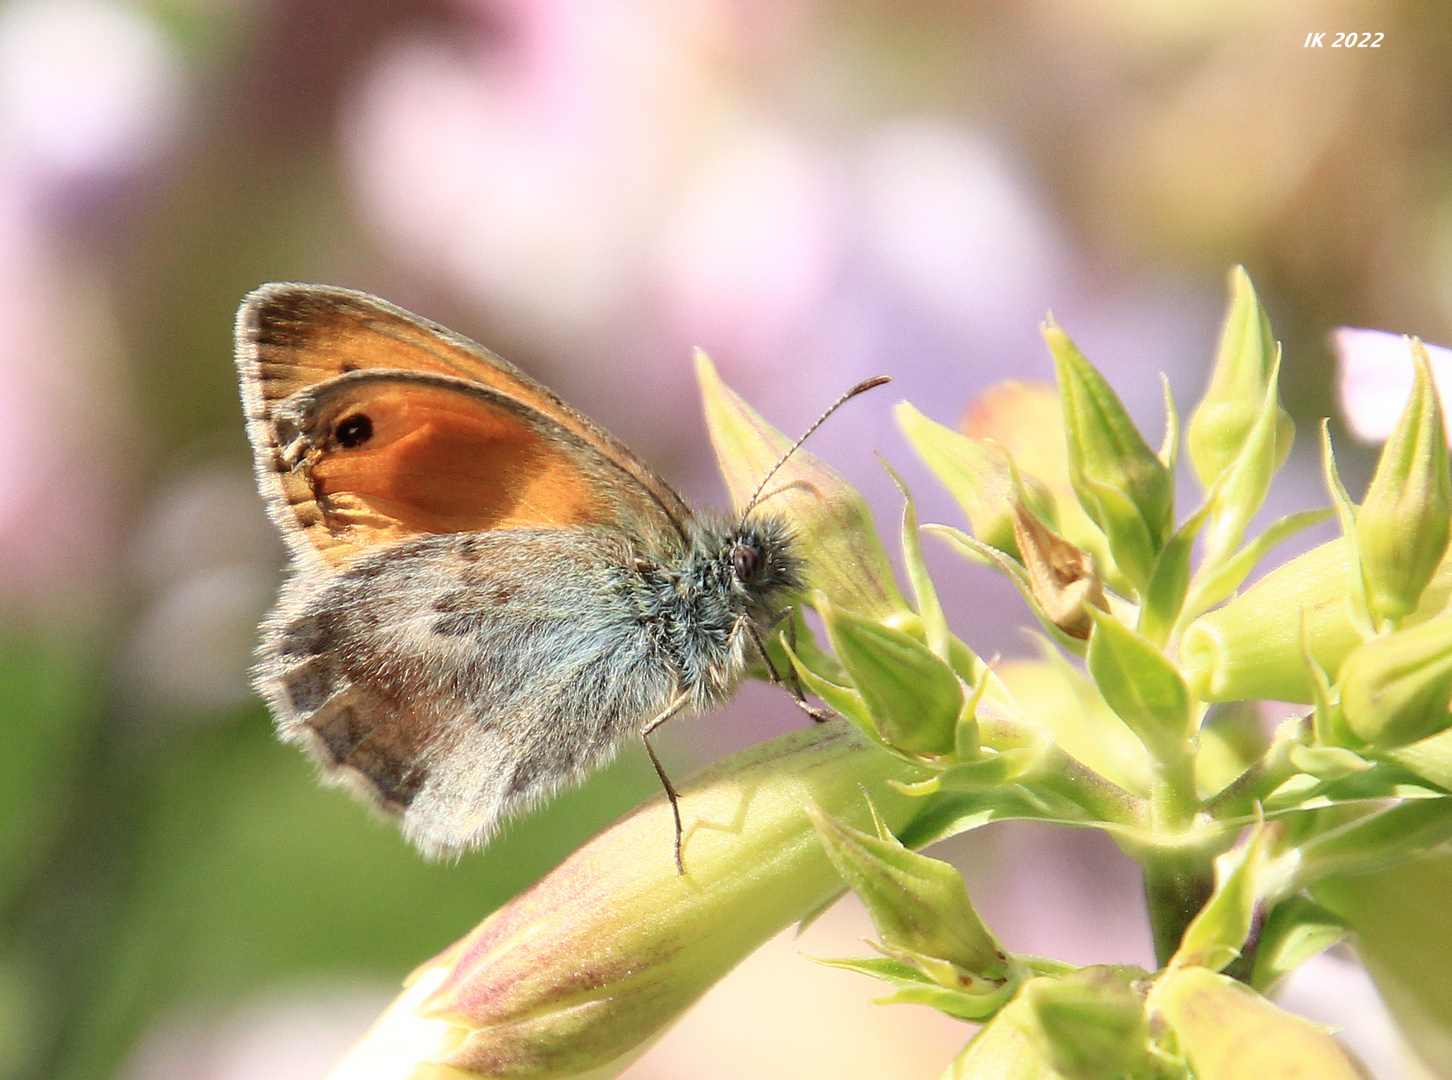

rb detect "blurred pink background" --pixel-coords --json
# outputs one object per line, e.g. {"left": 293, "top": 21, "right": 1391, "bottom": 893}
{"left": 2, "top": 1, "right": 1449, "bottom": 1077}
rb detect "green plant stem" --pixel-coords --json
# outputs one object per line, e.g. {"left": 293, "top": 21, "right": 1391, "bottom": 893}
{"left": 1202, "top": 736, "right": 1299, "bottom": 820}
{"left": 1150, "top": 750, "right": 1200, "bottom": 833}
{"left": 1037, "top": 746, "right": 1146, "bottom": 827}
{"left": 1140, "top": 738, "right": 1215, "bottom": 968}
{"left": 1142, "top": 847, "right": 1217, "bottom": 968}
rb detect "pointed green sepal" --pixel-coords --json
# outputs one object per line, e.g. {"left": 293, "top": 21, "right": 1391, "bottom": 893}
{"left": 1138, "top": 495, "right": 1213, "bottom": 647}
{"left": 1045, "top": 319, "right": 1174, "bottom": 590}
{"left": 1051, "top": 320, "right": 1173, "bottom": 589}
{"left": 1355, "top": 339, "right": 1452, "bottom": 624}
{"left": 1199, "top": 353, "right": 1289, "bottom": 573}
{"left": 884, "top": 460, "right": 953, "bottom": 660}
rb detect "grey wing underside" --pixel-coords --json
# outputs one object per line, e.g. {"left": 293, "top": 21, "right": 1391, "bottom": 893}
{"left": 254, "top": 529, "right": 674, "bottom": 856}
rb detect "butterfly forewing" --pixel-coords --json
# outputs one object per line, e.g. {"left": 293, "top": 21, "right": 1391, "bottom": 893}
{"left": 237, "top": 283, "right": 691, "bottom": 565}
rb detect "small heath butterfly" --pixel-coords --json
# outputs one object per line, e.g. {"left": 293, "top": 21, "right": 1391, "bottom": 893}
{"left": 235, "top": 284, "right": 883, "bottom": 868}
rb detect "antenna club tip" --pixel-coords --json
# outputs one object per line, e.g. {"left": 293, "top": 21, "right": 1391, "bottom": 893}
{"left": 849, "top": 375, "right": 892, "bottom": 397}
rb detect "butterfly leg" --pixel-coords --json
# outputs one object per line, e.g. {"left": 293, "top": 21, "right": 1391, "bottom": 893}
{"left": 641, "top": 692, "right": 692, "bottom": 874}
{"left": 746, "top": 611, "right": 834, "bottom": 723}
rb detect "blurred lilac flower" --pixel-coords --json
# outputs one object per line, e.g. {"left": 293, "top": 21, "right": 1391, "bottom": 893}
{"left": 0, "top": 0, "right": 183, "bottom": 184}
{"left": 1333, "top": 327, "right": 1452, "bottom": 443}
{"left": 652, "top": 121, "right": 838, "bottom": 364}
{"left": 861, "top": 119, "right": 1062, "bottom": 334}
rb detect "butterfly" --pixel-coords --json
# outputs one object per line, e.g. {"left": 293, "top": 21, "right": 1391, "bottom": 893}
{"left": 236, "top": 283, "right": 883, "bottom": 868}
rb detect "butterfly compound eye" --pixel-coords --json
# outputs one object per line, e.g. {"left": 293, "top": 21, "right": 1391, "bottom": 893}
{"left": 334, "top": 413, "right": 373, "bottom": 448}
{"left": 732, "top": 542, "right": 763, "bottom": 581}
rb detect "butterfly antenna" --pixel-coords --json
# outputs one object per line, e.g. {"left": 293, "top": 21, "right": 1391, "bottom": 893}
{"left": 740, "top": 375, "right": 891, "bottom": 518}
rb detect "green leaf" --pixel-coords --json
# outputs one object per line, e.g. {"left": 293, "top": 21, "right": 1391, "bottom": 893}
{"left": 1313, "top": 856, "right": 1452, "bottom": 1077}
{"left": 1294, "top": 796, "right": 1452, "bottom": 886}
{"left": 1086, "top": 610, "right": 1193, "bottom": 759}
{"left": 818, "top": 598, "right": 964, "bottom": 756}
{"left": 1248, "top": 897, "right": 1350, "bottom": 992}
{"left": 820, "top": 946, "right": 1025, "bottom": 1022}
{"left": 1170, "top": 823, "right": 1266, "bottom": 974}
{"left": 697, "top": 351, "right": 908, "bottom": 619}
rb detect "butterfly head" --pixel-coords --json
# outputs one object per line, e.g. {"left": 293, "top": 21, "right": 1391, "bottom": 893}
{"left": 719, "top": 515, "right": 801, "bottom": 612}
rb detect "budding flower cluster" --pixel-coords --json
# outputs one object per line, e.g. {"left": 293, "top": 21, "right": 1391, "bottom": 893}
{"left": 322, "top": 273, "right": 1452, "bottom": 1080}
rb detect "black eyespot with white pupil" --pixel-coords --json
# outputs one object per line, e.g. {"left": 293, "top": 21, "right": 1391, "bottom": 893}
{"left": 732, "top": 542, "right": 763, "bottom": 581}
{"left": 335, "top": 413, "right": 373, "bottom": 448}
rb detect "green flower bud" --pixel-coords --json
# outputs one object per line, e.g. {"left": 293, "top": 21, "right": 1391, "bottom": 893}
{"left": 819, "top": 597, "right": 963, "bottom": 757}
{"left": 1198, "top": 358, "right": 1289, "bottom": 573}
{"left": 1151, "top": 965, "right": 1368, "bottom": 1080}
{"left": 808, "top": 807, "right": 1010, "bottom": 985}
{"left": 697, "top": 351, "right": 909, "bottom": 620}
{"left": 1187, "top": 266, "right": 1294, "bottom": 490}
{"left": 1182, "top": 538, "right": 1452, "bottom": 704}
{"left": 1020, "top": 967, "right": 1152, "bottom": 1080}
{"left": 327, "top": 724, "right": 928, "bottom": 1080}
{"left": 1045, "top": 320, "right": 1173, "bottom": 590}
{"left": 1355, "top": 341, "right": 1452, "bottom": 623}
{"left": 1339, "top": 616, "right": 1452, "bottom": 748}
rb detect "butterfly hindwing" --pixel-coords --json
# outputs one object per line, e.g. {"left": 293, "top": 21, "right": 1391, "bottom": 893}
{"left": 259, "top": 530, "right": 678, "bottom": 854}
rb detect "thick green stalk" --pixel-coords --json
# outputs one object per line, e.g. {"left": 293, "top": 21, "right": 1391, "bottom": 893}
{"left": 1142, "top": 847, "right": 1217, "bottom": 968}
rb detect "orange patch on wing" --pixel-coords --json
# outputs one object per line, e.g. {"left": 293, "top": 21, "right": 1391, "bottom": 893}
{"left": 310, "top": 382, "right": 607, "bottom": 537}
